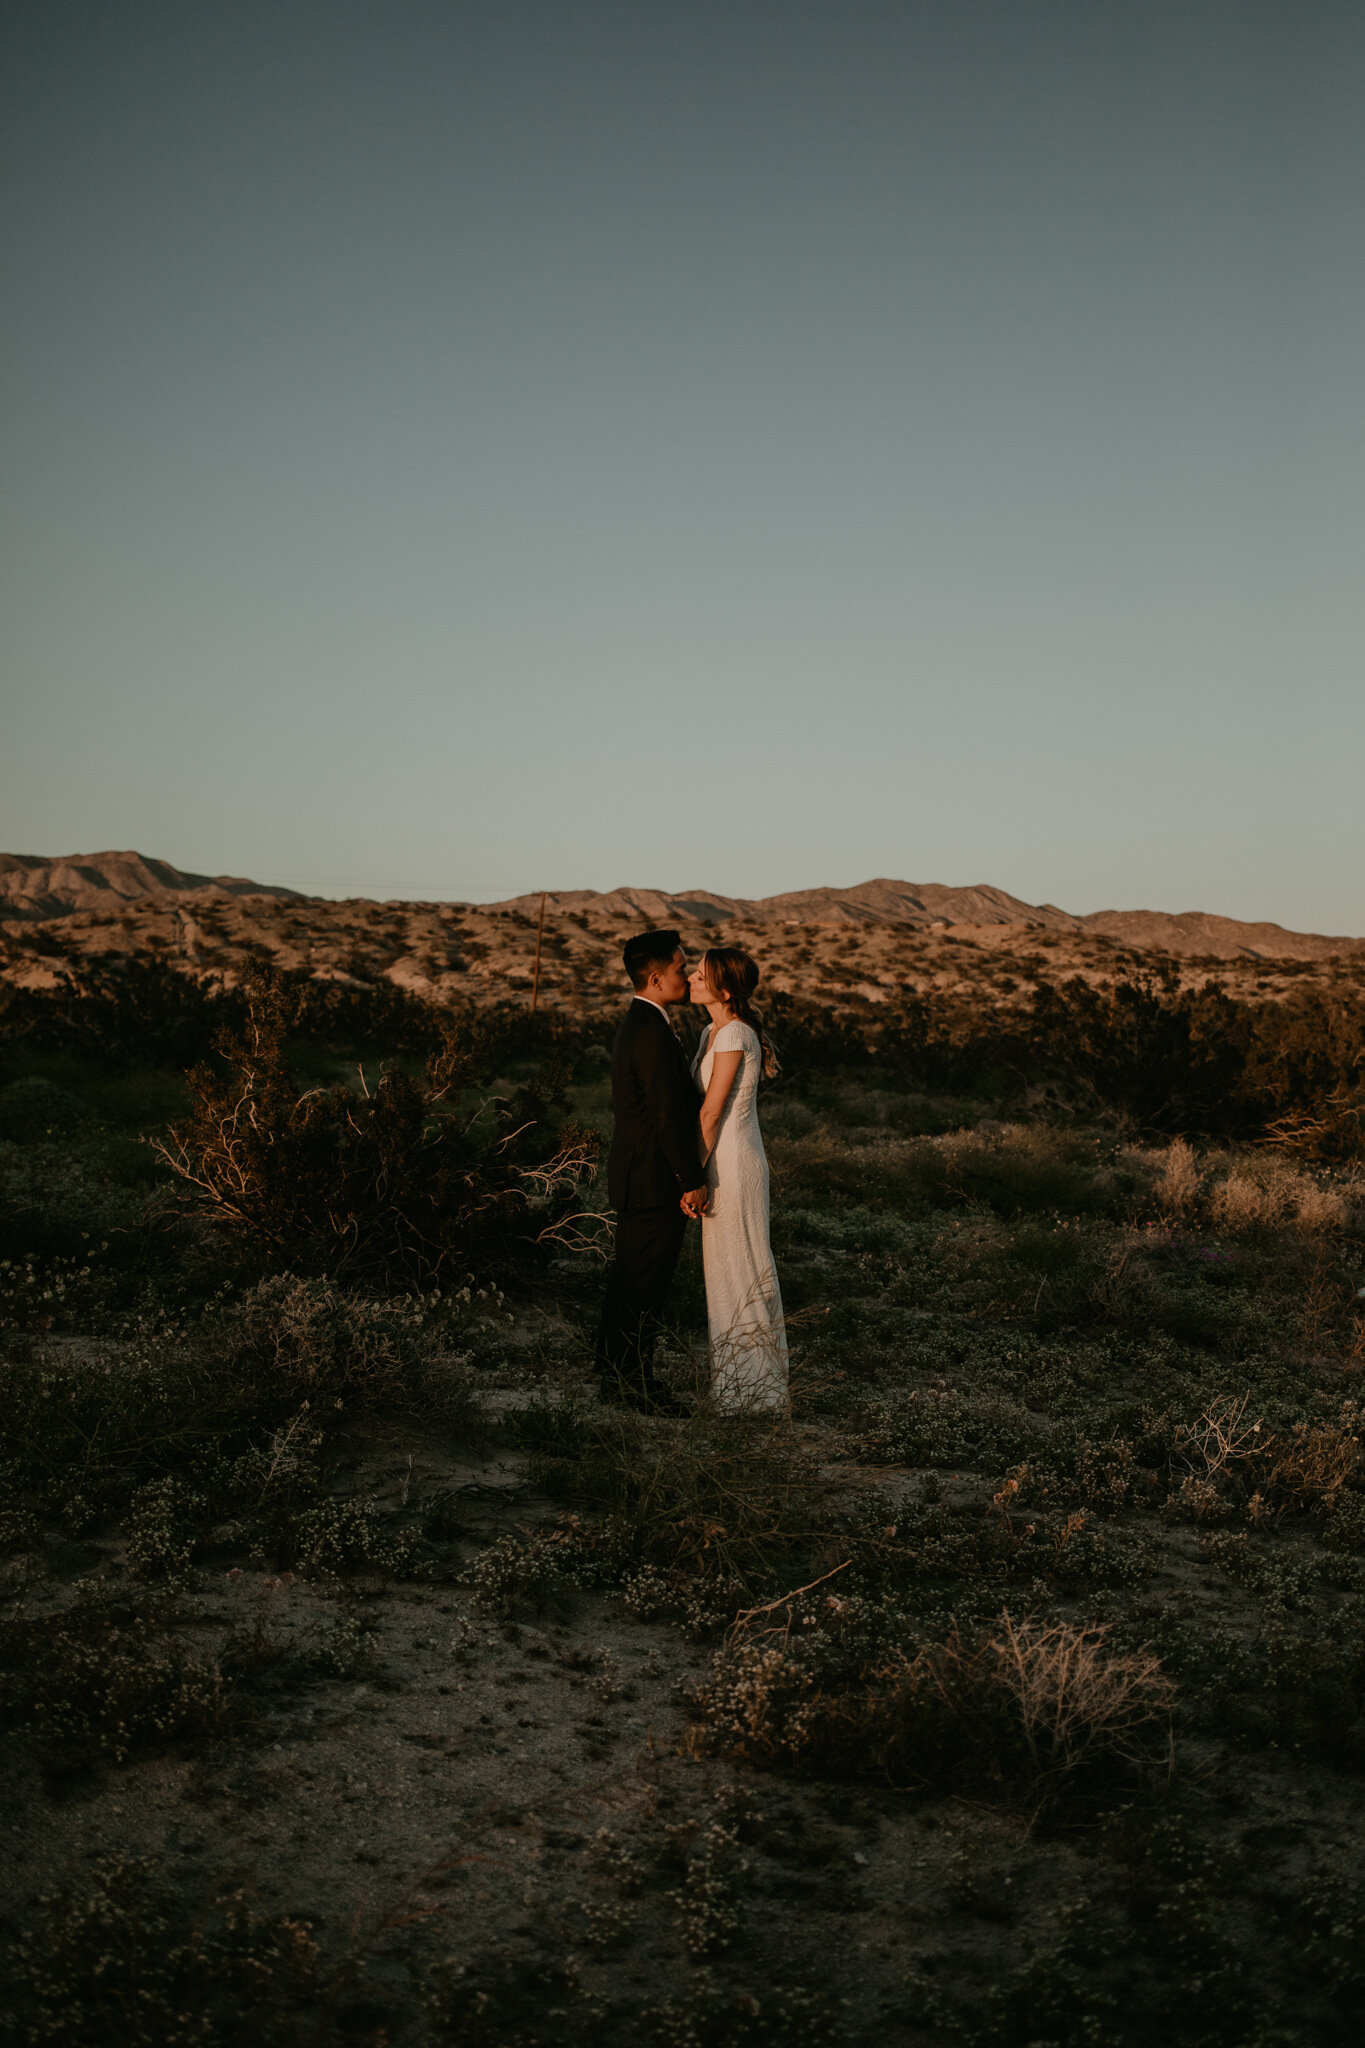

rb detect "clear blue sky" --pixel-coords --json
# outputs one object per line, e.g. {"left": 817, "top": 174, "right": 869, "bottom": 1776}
{"left": 3, "top": 1, "right": 1362, "bottom": 929}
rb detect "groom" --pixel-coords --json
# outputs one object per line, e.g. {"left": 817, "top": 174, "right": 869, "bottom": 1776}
{"left": 595, "top": 929, "right": 709, "bottom": 1412}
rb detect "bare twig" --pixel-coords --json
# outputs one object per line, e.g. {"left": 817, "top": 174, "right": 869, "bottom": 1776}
{"left": 729, "top": 1559, "right": 852, "bottom": 1641}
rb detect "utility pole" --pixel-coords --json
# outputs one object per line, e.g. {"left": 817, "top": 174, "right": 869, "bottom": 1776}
{"left": 529, "top": 891, "right": 548, "bottom": 1011}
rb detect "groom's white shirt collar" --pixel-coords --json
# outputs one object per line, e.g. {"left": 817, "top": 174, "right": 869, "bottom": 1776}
{"left": 632, "top": 994, "right": 670, "bottom": 1018}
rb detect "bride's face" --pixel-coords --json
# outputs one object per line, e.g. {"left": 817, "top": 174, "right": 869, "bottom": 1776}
{"left": 688, "top": 960, "right": 719, "bottom": 1007}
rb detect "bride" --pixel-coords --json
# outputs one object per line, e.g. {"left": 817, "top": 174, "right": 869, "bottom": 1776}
{"left": 687, "top": 947, "right": 789, "bottom": 1413}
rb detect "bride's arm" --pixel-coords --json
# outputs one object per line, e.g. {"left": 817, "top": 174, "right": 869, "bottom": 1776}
{"left": 698, "top": 1049, "right": 742, "bottom": 1162}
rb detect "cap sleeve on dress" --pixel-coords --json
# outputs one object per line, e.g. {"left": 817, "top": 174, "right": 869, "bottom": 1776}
{"left": 713, "top": 1020, "right": 752, "bottom": 1055}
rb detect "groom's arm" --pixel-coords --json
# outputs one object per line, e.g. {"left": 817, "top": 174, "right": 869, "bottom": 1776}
{"left": 637, "top": 1025, "right": 705, "bottom": 1192}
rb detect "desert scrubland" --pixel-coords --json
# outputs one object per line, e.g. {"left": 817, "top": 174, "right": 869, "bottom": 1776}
{"left": 3, "top": 857, "right": 1365, "bottom": 2045}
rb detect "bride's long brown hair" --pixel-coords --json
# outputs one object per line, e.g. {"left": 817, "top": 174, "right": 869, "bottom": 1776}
{"left": 700, "top": 946, "right": 780, "bottom": 1079}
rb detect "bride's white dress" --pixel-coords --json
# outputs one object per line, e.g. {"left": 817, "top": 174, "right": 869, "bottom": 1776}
{"left": 692, "top": 1019, "right": 789, "bottom": 1412}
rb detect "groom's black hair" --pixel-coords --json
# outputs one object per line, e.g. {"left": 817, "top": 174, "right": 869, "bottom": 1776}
{"left": 623, "top": 929, "right": 682, "bottom": 990}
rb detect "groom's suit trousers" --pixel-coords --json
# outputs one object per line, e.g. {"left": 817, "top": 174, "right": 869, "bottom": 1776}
{"left": 595, "top": 1204, "right": 687, "bottom": 1389}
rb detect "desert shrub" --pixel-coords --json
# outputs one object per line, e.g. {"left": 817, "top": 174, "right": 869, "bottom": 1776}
{"left": 772, "top": 1124, "right": 1132, "bottom": 1223}
{"left": 155, "top": 971, "right": 598, "bottom": 1285}
{"left": 0, "top": 1140, "right": 147, "bottom": 1265}
{"left": 428, "top": 1950, "right": 848, "bottom": 2048}
{"left": 1164, "top": 1391, "right": 1363, "bottom": 1523}
{"left": 302, "top": 1610, "right": 384, "bottom": 1680}
{"left": 1324, "top": 1491, "right": 1365, "bottom": 1551}
{"left": 934, "top": 1124, "right": 1132, "bottom": 1218}
{"left": 460, "top": 1530, "right": 576, "bottom": 1614}
{"left": 766, "top": 1127, "right": 936, "bottom": 1210}
{"left": 0, "top": 1278, "right": 473, "bottom": 1526}
{"left": 1016, "top": 974, "right": 1247, "bottom": 1131}
{"left": 985, "top": 1613, "right": 1174, "bottom": 1771}
{"left": 2, "top": 1335, "right": 253, "bottom": 1523}
{"left": 1211, "top": 1171, "right": 1282, "bottom": 1233}
{"left": 1206, "top": 1155, "right": 1354, "bottom": 1236}
{"left": 286, "top": 970, "right": 449, "bottom": 1056}
{"left": 688, "top": 1602, "right": 1174, "bottom": 1789}
{"left": 0, "top": 1076, "right": 88, "bottom": 1142}
{"left": 516, "top": 1401, "right": 837, "bottom": 1599}
{"left": 640, "top": 1982, "right": 848, "bottom": 2047}
{"left": 0, "top": 1585, "right": 229, "bottom": 1764}
{"left": 1242, "top": 988, "right": 1365, "bottom": 1151}
{"left": 0, "top": 1247, "right": 124, "bottom": 1332}
{"left": 1289, "top": 1874, "right": 1365, "bottom": 1995}
{"left": 1150, "top": 1137, "right": 1202, "bottom": 1218}
{"left": 206, "top": 1272, "right": 475, "bottom": 1418}
{"left": 0, "top": 1133, "right": 209, "bottom": 1335}
{"left": 830, "top": 973, "right": 1365, "bottom": 1149}
{"left": 0, "top": 957, "right": 246, "bottom": 1069}
{"left": 125, "top": 1474, "right": 206, "bottom": 1583}
{"left": 984, "top": 1430, "right": 1149, "bottom": 1532}
{"left": 1261, "top": 1413, "right": 1363, "bottom": 1517}
{"left": 1149, "top": 1602, "right": 1365, "bottom": 1763}
{"left": 1049, "top": 1428, "right": 1139, "bottom": 1510}
{"left": 904, "top": 1817, "right": 1260, "bottom": 2047}
{"left": 272, "top": 1492, "right": 426, "bottom": 1578}
{"left": 2, "top": 1853, "right": 329, "bottom": 2047}
{"left": 669, "top": 1815, "right": 749, "bottom": 1955}
{"left": 857, "top": 1385, "right": 1039, "bottom": 1469}
{"left": 760, "top": 993, "right": 883, "bottom": 1084}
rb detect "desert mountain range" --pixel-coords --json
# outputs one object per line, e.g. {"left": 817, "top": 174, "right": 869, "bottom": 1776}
{"left": 1, "top": 851, "right": 1361, "bottom": 1017}
{"left": 1, "top": 852, "right": 1360, "bottom": 957}
{"left": 476, "top": 879, "right": 1365, "bottom": 960}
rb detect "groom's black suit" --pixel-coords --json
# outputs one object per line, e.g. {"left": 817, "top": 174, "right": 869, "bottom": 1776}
{"left": 595, "top": 998, "right": 704, "bottom": 1394}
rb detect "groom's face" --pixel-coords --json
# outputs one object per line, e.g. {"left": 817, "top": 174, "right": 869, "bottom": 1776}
{"left": 650, "top": 949, "right": 689, "bottom": 1005}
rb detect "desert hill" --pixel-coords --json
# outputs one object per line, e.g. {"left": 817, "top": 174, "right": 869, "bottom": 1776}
{"left": 0, "top": 850, "right": 305, "bottom": 922}
{"left": 481, "top": 879, "right": 1365, "bottom": 960}
{"left": 1, "top": 852, "right": 1361, "bottom": 1019}
{"left": 479, "top": 878, "right": 1081, "bottom": 933}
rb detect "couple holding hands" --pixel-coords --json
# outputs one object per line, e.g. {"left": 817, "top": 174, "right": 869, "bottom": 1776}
{"left": 595, "top": 929, "right": 788, "bottom": 1416}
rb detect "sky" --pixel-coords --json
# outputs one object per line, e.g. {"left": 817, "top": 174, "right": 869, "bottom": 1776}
{"left": 2, "top": 0, "right": 1363, "bottom": 930}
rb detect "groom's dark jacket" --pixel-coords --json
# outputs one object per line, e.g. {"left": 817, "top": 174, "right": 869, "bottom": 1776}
{"left": 606, "top": 999, "right": 704, "bottom": 1212}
